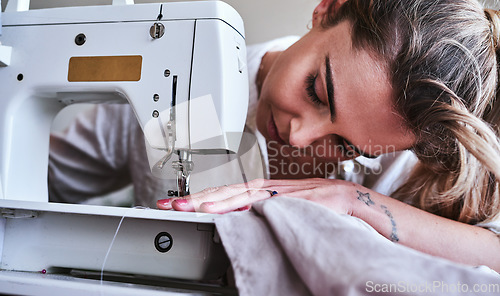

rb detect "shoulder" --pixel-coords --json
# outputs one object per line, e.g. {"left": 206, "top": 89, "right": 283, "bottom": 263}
{"left": 246, "top": 36, "right": 301, "bottom": 64}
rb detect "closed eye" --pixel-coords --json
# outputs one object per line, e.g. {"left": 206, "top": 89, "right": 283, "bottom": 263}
{"left": 305, "top": 74, "right": 323, "bottom": 106}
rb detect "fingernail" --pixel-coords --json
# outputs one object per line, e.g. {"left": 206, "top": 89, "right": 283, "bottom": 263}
{"left": 203, "top": 202, "right": 215, "bottom": 208}
{"left": 157, "top": 198, "right": 173, "bottom": 206}
{"left": 173, "top": 199, "right": 188, "bottom": 206}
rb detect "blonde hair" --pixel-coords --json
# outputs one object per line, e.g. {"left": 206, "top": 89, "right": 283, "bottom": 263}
{"left": 326, "top": 0, "right": 500, "bottom": 224}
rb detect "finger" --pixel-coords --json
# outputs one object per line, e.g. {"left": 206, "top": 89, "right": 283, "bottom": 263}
{"left": 157, "top": 185, "right": 235, "bottom": 211}
{"left": 172, "top": 183, "right": 264, "bottom": 212}
{"left": 157, "top": 195, "right": 200, "bottom": 210}
{"left": 184, "top": 178, "right": 284, "bottom": 203}
{"left": 198, "top": 189, "right": 276, "bottom": 214}
{"left": 157, "top": 197, "right": 177, "bottom": 210}
{"left": 171, "top": 198, "right": 198, "bottom": 211}
{"left": 158, "top": 178, "right": 325, "bottom": 210}
{"left": 187, "top": 185, "right": 247, "bottom": 202}
{"left": 236, "top": 205, "right": 252, "bottom": 211}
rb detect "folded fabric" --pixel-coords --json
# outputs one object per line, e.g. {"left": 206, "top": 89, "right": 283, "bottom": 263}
{"left": 215, "top": 196, "right": 499, "bottom": 296}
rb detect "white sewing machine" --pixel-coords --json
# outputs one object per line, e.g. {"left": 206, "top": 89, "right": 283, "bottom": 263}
{"left": 0, "top": 0, "right": 247, "bottom": 294}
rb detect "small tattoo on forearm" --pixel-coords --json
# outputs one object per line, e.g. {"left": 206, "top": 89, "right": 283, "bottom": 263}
{"left": 355, "top": 191, "right": 399, "bottom": 242}
{"left": 356, "top": 190, "right": 375, "bottom": 206}
{"left": 381, "top": 205, "right": 399, "bottom": 242}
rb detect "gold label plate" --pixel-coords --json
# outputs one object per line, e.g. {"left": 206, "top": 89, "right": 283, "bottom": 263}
{"left": 68, "top": 55, "right": 142, "bottom": 82}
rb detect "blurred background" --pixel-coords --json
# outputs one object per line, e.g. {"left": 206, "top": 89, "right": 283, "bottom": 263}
{"left": 2, "top": 0, "right": 499, "bottom": 43}
{"left": 2, "top": 0, "right": 318, "bottom": 45}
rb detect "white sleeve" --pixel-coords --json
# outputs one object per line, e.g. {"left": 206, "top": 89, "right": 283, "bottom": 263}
{"left": 476, "top": 219, "right": 500, "bottom": 235}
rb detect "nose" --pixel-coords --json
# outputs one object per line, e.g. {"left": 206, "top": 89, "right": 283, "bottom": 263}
{"left": 288, "top": 116, "right": 331, "bottom": 148}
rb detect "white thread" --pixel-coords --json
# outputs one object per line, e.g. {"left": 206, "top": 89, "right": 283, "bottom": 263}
{"left": 100, "top": 214, "right": 126, "bottom": 293}
{"left": 99, "top": 206, "right": 149, "bottom": 293}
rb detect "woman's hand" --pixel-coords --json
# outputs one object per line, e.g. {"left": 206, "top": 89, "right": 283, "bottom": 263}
{"left": 156, "top": 178, "right": 360, "bottom": 214}
{"left": 158, "top": 178, "right": 500, "bottom": 272}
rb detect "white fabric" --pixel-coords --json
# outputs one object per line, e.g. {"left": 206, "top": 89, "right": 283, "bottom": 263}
{"left": 216, "top": 197, "right": 500, "bottom": 296}
{"left": 476, "top": 220, "right": 500, "bottom": 234}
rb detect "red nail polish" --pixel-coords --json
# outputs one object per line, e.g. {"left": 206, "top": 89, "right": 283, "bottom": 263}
{"left": 173, "top": 199, "right": 188, "bottom": 206}
{"left": 158, "top": 198, "right": 173, "bottom": 206}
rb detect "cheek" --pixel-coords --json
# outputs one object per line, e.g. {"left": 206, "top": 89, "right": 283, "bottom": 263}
{"left": 261, "top": 81, "right": 309, "bottom": 122}
{"left": 261, "top": 76, "right": 289, "bottom": 107}
{"left": 256, "top": 99, "right": 270, "bottom": 136}
{"left": 261, "top": 58, "right": 306, "bottom": 109}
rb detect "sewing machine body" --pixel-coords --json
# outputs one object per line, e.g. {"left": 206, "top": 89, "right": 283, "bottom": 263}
{"left": 0, "top": 1, "right": 248, "bottom": 202}
{"left": 0, "top": 1, "right": 247, "bottom": 293}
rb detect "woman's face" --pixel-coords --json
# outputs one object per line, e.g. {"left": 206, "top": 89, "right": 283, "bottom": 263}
{"left": 256, "top": 20, "right": 415, "bottom": 163}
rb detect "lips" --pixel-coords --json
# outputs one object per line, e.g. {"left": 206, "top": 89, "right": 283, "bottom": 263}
{"left": 267, "top": 113, "right": 287, "bottom": 145}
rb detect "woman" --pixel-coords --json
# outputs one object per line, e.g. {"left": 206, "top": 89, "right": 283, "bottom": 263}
{"left": 157, "top": 0, "right": 500, "bottom": 272}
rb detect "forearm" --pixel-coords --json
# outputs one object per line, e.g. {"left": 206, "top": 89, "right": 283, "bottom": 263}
{"left": 350, "top": 188, "right": 500, "bottom": 272}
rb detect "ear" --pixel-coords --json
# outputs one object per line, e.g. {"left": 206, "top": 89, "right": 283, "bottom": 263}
{"left": 312, "top": 0, "right": 348, "bottom": 28}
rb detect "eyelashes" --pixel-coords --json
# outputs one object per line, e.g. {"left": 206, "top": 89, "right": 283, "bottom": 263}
{"left": 305, "top": 75, "right": 350, "bottom": 154}
{"left": 305, "top": 74, "right": 323, "bottom": 106}
{"left": 304, "top": 73, "right": 377, "bottom": 159}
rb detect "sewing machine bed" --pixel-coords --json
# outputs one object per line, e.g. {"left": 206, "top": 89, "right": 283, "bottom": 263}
{"left": 0, "top": 200, "right": 229, "bottom": 282}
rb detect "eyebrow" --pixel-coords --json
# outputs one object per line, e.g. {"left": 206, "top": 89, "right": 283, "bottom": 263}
{"left": 325, "top": 55, "right": 336, "bottom": 123}
{"left": 325, "top": 55, "right": 378, "bottom": 159}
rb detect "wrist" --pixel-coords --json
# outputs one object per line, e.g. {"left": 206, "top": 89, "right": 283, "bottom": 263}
{"left": 347, "top": 186, "right": 401, "bottom": 242}
{"left": 337, "top": 181, "right": 366, "bottom": 217}
{"left": 341, "top": 183, "right": 367, "bottom": 218}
